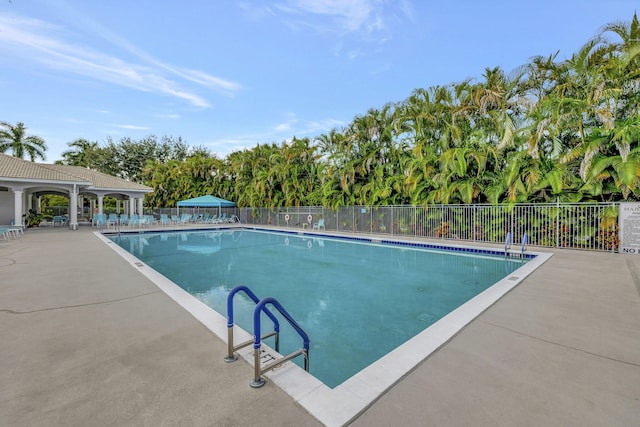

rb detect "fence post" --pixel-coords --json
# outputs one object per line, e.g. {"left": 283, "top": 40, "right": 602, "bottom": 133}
{"left": 510, "top": 208, "right": 514, "bottom": 242}
{"left": 556, "top": 198, "right": 560, "bottom": 248}
{"left": 370, "top": 206, "right": 373, "bottom": 234}
{"left": 473, "top": 205, "right": 477, "bottom": 242}
{"left": 391, "top": 206, "right": 394, "bottom": 236}
{"left": 352, "top": 206, "right": 355, "bottom": 233}
{"left": 614, "top": 201, "right": 619, "bottom": 253}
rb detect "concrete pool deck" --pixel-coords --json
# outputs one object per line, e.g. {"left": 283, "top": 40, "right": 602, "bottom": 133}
{"left": 1, "top": 225, "right": 639, "bottom": 426}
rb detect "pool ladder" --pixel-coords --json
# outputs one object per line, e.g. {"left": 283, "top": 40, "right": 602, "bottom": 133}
{"left": 505, "top": 232, "right": 528, "bottom": 257}
{"left": 224, "top": 285, "right": 310, "bottom": 388}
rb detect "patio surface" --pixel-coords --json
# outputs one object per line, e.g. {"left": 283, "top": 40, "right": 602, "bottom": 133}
{"left": 1, "top": 225, "right": 639, "bottom": 426}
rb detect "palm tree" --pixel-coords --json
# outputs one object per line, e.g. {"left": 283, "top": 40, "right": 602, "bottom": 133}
{"left": 471, "top": 66, "right": 531, "bottom": 150}
{"left": 58, "top": 138, "right": 100, "bottom": 167}
{"left": 0, "top": 121, "right": 47, "bottom": 161}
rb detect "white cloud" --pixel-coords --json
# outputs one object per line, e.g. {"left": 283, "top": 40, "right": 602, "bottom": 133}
{"left": 274, "top": 112, "right": 299, "bottom": 132}
{"left": 155, "top": 113, "right": 181, "bottom": 120}
{"left": 0, "top": 14, "right": 241, "bottom": 108}
{"left": 250, "top": 0, "right": 414, "bottom": 60}
{"left": 281, "top": 0, "right": 377, "bottom": 32}
{"left": 270, "top": 0, "right": 415, "bottom": 40}
{"left": 115, "top": 124, "right": 151, "bottom": 131}
{"left": 275, "top": 123, "right": 293, "bottom": 132}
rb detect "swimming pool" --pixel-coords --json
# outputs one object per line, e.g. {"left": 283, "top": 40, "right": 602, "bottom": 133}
{"left": 109, "top": 228, "right": 531, "bottom": 388}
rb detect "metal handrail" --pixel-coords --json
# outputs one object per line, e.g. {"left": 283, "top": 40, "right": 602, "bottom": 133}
{"left": 251, "top": 296, "right": 310, "bottom": 388}
{"left": 224, "top": 285, "right": 280, "bottom": 363}
{"left": 504, "top": 231, "right": 512, "bottom": 254}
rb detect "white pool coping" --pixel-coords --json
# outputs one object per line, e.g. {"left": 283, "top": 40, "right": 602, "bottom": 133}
{"left": 97, "top": 230, "right": 552, "bottom": 427}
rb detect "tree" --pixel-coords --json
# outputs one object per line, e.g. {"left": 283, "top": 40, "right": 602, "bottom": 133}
{"left": 58, "top": 134, "right": 192, "bottom": 183}
{"left": 0, "top": 121, "right": 47, "bottom": 161}
{"left": 57, "top": 138, "right": 101, "bottom": 167}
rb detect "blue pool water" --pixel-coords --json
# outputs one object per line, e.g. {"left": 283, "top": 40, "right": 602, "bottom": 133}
{"left": 110, "top": 229, "right": 527, "bottom": 388}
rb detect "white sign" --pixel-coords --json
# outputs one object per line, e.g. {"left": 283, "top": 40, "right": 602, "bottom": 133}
{"left": 619, "top": 202, "right": 640, "bottom": 254}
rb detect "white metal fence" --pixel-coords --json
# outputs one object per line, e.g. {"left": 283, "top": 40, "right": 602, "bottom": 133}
{"left": 235, "top": 203, "right": 620, "bottom": 252}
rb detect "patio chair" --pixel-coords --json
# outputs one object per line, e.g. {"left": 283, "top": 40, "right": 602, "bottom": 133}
{"left": 107, "top": 213, "right": 118, "bottom": 226}
{"left": 128, "top": 214, "right": 140, "bottom": 227}
{"left": 119, "top": 214, "right": 129, "bottom": 226}
{"left": 92, "top": 214, "right": 107, "bottom": 228}
{"left": 52, "top": 215, "right": 68, "bottom": 227}
{"left": 312, "top": 218, "right": 325, "bottom": 230}
{"left": 9, "top": 225, "right": 24, "bottom": 237}
{"left": 138, "top": 216, "right": 149, "bottom": 227}
{"left": 0, "top": 227, "right": 14, "bottom": 240}
{"left": 144, "top": 215, "right": 158, "bottom": 226}
{"left": 160, "top": 214, "right": 171, "bottom": 226}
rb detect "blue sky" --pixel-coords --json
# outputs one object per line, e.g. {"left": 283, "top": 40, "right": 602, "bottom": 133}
{"left": 1, "top": 0, "right": 637, "bottom": 162}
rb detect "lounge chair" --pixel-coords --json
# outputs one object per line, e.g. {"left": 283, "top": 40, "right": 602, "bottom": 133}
{"left": 119, "top": 214, "right": 129, "bottom": 226}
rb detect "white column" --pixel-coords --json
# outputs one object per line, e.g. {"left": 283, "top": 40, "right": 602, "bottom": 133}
{"left": 137, "top": 197, "right": 144, "bottom": 216}
{"left": 116, "top": 200, "right": 121, "bottom": 214}
{"left": 36, "top": 196, "right": 42, "bottom": 214}
{"left": 69, "top": 185, "right": 78, "bottom": 230}
{"left": 98, "top": 195, "right": 104, "bottom": 215}
{"left": 78, "top": 195, "right": 84, "bottom": 219}
{"left": 13, "top": 190, "right": 24, "bottom": 227}
{"left": 27, "top": 194, "right": 33, "bottom": 214}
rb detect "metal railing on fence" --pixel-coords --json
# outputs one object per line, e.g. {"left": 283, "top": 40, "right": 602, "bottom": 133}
{"left": 234, "top": 203, "right": 619, "bottom": 252}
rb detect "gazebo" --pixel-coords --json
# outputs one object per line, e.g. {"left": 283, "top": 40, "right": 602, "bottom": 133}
{"left": 0, "top": 153, "right": 152, "bottom": 229}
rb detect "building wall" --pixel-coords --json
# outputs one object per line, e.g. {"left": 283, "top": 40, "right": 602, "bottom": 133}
{"left": 0, "top": 190, "right": 14, "bottom": 225}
